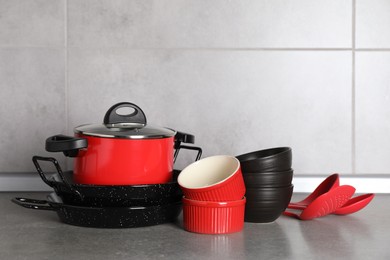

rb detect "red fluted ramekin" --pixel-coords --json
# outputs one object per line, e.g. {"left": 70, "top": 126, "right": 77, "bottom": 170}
{"left": 178, "top": 155, "right": 246, "bottom": 201}
{"left": 182, "top": 197, "right": 246, "bottom": 234}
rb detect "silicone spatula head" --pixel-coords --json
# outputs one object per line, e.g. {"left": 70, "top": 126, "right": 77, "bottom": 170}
{"left": 299, "top": 185, "right": 356, "bottom": 220}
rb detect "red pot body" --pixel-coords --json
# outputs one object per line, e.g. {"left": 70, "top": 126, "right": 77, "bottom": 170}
{"left": 73, "top": 134, "right": 174, "bottom": 185}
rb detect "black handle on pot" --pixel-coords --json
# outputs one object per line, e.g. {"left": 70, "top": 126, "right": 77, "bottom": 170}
{"left": 174, "top": 131, "right": 202, "bottom": 163}
{"left": 32, "top": 156, "right": 83, "bottom": 200}
{"left": 45, "top": 134, "right": 88, "bottom": 157}
{"left": 11, "top": 197, "right": 57, "bottom": 211}
{"left": 175, "top": 131, "right": 195, "bottom": 144}
{"left": 103, "top": 102, "right": 147, "bottom": 126}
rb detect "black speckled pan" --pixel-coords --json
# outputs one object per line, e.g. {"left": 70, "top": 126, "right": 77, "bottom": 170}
{"left": 38, "top": 168, "right": 183, "bottom": 207}
{"left": 12, "top": 195, "right": 182, "bottom": 228}
{"left": 55, "top": 171, "right": 182, "bottom": 207}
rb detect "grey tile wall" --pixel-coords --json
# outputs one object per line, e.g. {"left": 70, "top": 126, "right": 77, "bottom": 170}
{"left": 1, "top": 0, "right": 389, "bottom": 175}
{"left": 68, "top": 0, "right": 352, "bottom": 48}
{"left": 0, "top": 48, "right": 66, "bottom": 171}
{"left": 0, "top": 0, "right": 66, "bottom": 172}
{"left": 356, "top": 0, "right": 390, "bottom": 48}
{"left": 68, "top": 50, "right": 352, "bottom": 172}
{"left": 0, "top": 0, "right": 65, "bottom": 47}
{"left": 355, "top": 0, "right": 390, "bottom": 174}
{"left": 356, "top": 52, "right": 390, "bottom": 173}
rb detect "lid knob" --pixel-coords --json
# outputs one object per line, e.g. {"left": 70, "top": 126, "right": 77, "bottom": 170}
{"left": 103, "top": 102, "right": 147, "bottom": 128}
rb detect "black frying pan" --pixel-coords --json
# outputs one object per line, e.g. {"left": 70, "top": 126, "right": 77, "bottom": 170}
{"left": 33, "top": 156, "right": 183, "bottom": 207}
{"left": 12, "top": 195, "right": 182, "bottom": 228}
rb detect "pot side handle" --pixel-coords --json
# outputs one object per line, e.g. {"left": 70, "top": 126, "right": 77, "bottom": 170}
{"left": 175, "top": 131, "right": 195, "bottom": 144}
{"left": 45, "top": 134, "right": 87, "bottom": 157}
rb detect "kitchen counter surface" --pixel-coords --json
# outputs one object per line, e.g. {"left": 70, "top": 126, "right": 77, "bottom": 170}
{"left": 1, "top": 192, "right": 389, "bottom": 260}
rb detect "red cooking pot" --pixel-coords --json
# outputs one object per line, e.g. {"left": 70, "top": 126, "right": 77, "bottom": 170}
{"left": 45, "top": 102, "right": 202, "bottom": 185}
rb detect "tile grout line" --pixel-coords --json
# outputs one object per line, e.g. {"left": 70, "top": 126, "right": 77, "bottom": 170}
{"left": 64, "top": 0, "right": 68, "bottom": 131}
{"left": 352, "top": 0, "right": 356, "bottom": 174}
{"left": 38, "top": 47, "right": 375, "bottom": 51}
{"left": 64, "top": 0, "right": 69, "bottom": 170}
{"left": 0, "top": 45, "right": 389, "bottom": 51}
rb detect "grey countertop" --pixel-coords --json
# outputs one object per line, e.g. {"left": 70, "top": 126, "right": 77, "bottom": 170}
{"left": 1, "top": 192, "right": 389, "bottom": 260}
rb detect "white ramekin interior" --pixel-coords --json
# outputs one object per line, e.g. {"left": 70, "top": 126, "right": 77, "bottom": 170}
{"left": 178, "top": 155, "right": 240, "bottom": 189}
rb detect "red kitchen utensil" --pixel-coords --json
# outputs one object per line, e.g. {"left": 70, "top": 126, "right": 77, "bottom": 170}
{"left": 288, "top": 193, "right": 375, "bottom": 215}
{"left": 287, "top": 173, "right": 374, "bottom": 216}
{"left": 283, "top": 185, "right": 355, "bottom": 220}
{"left": 333, "top": 193, "right": 374, "bottom": 215}
{"left": 288, "top": 173, "right": 339, "bottom": 208}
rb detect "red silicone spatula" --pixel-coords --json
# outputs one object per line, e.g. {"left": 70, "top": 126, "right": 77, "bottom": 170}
{"left": 288, "top": 193, "right": 375, "bottom": 215}
{"left": 333, "top": 193, "right": 375, "bottom": 215}
{"left": 288, "top": 173, "right": 340, "bottom": 209}
{"left": 283, "top": 185, "right": 355, "bottom": 220}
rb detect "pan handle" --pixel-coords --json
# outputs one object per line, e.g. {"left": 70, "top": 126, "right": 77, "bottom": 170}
{"left": 32, "top": 156, "right": 83, "bottom": 200}
{"left": 32, "top": 156, "right": 60, "bottom": 188}
{"left": 174, "top": 132, "right": 202, "bottom": 163}
{"left": 174, "top": 145, "right": 202, "bottom": 163}
{"left": 11, "top": 197, "right": 57, "bottom": 211}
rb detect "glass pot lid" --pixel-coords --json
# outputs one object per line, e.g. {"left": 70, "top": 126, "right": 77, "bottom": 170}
{"left": 74, "top": 102, "right": 176, "bottom": 139}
